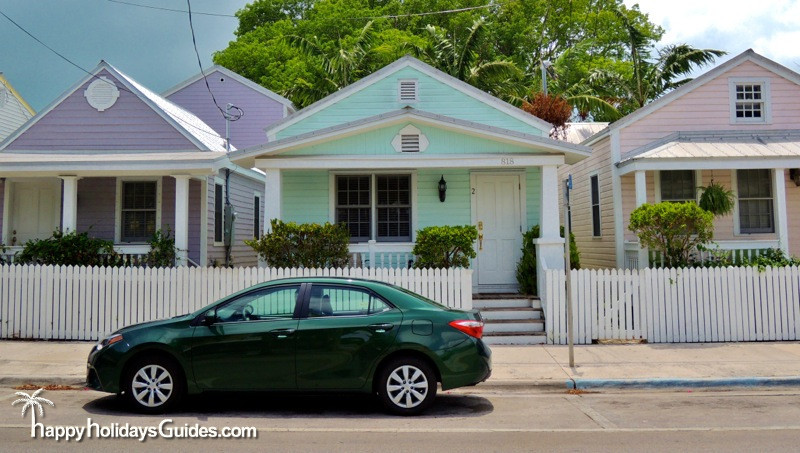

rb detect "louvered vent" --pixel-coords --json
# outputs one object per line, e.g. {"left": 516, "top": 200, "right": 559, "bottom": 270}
{"left": 399, "top": 80, "right": 418, "bottom": 102}
{"left": 400, "top": 134, "right": 420, "bottom": 152}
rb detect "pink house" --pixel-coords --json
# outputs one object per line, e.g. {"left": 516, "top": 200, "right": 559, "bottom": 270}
{"left": 561, "top": 49, "right": 800, "bottom": 269}
{"left": 0, "top": 62, "right": 292, "bottom": 267}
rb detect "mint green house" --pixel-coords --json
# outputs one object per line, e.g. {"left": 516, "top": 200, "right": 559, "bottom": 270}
{"left": 232, "top": 56, "right": 589, "bottom": 293}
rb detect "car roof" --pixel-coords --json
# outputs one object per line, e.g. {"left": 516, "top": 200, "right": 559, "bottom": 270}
{"left": 261, "top": 276, "right": 397, "bottom": 287}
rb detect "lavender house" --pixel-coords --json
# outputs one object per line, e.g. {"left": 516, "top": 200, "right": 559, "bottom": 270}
{"left": 0, "top": 62, "right": 291, "bottom": 267}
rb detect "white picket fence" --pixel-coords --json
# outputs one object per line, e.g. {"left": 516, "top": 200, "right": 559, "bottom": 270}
{"left": 0, "top": 264, "right": 473, "bottom": 341}
{"left": 544, "top": 266, "right": 800, "bottom": 344}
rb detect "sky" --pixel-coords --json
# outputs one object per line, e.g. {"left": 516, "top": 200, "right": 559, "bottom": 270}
{"left": 1, "top": 0, "right": 799, "bottom": 112}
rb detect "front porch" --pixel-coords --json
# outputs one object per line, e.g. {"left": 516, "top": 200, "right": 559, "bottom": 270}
{"left": 0, "top": 174, "right": 206, "bottom": 266}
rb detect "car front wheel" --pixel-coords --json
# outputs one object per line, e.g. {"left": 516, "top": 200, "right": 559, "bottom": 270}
{"left": 124, "top": 356, "right": 184, "bottom": 413}
{"left": 376, "top": 357, "right": 437, "bottom": 415}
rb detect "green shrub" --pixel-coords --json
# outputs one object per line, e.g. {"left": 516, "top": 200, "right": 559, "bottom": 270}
{"left": 0, "top": 243, "right": 7, "bottom": 265}
{"left": 245, "top": 219, "right": 349, "bottom": 268}
{"left": 516, "top": 225, "right": 580, "bottom": 295}
{"left": 629, "top": 202, "right": 714, "bottom": 268}
{"left": 145, "top": 228, "right": 178, "bottom": 268}
{"left": 412, "top": 225, "right": 478, "bottom": 269}
{"left": 15, "top": 230, "right": 119, "bottom": 266}
{"left": 700, "top": 247, "right": 800, "bottom": 269}
{"left": 698, "top": 181, "right": 735, "bottom": 217}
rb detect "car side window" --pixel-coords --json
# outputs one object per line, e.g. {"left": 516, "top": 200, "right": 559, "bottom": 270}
{"left": 215, "top": 285, "right": 300, "bottom": 323}
{"left": 307, "top": 285, "right": 392, "bottom": 318}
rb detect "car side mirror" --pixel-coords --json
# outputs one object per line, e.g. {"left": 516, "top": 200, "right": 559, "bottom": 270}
{"left": 200, "top": 311, "right": 217, "bottom": 326}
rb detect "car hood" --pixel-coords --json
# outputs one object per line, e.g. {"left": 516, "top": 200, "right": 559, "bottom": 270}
{"left": 116, "top": 313, "right": 194, "bottom": 335}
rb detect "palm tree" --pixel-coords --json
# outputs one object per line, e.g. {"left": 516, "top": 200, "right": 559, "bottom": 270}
{"left": 12, "top": 388, "right": 54, "bottom": 428}
{"left": 405, "top": 18, "right": 525, "bottom": 102}
{"left": 283, "top": 21, "right": 380, "bottom": 107}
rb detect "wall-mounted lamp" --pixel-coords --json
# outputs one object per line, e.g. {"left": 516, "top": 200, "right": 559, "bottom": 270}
{"left": 438, "top": 175, "right": 447, "bottom": 202}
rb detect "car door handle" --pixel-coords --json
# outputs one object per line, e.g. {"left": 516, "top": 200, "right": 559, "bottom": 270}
{"left": 368, "top": 323, "right": 394, "bottom": 333}
{"left": 270, "top": 328, "right": 296, "bottom": 339}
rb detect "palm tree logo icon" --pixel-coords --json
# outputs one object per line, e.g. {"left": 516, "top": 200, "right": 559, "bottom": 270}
{"left": 12, "top": 388, "right": 54, "bottom": 430}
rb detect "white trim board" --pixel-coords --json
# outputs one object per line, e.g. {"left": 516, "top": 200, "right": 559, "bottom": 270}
{"left": 618, "top": 156, "right": 800, "bottom": 175}
{"left": 256, "top": 154, "right": 565, "bottom": 170}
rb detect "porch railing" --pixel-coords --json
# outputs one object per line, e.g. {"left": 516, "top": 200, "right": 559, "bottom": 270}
{"left": 348, "top": 241, "right": 415, "bottom": 269}
{"left": 624, "top": 240, "right": 780, "bottom": 269}
{"left": 0, "top": 244, "right": 150, "bottom": 265}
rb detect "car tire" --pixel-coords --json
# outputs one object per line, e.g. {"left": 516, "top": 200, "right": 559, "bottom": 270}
{"left": 123, "top": 355, "right": 184, "bottom": 414}
{"left": 376, "top": 356, "right": 437, "bottom": 416}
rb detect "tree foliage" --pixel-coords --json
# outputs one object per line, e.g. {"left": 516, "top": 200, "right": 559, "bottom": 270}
{"left": 516, "top": 225, "right": 580, "bottom": 295}
{"left": 629, "top": 202, "right": 714, "bottom": 268}
{"left": 14, "top": 230, "right": 119, "bottom": 266}
{"left": 412, "top": 225, "right": 478, "bottom": 269}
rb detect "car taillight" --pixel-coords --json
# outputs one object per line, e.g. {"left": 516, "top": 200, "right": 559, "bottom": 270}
{"left": 448, "top": 320, "right": 484, "bottom": 339}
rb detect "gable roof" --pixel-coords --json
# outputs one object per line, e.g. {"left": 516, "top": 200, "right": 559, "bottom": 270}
{"left": 231, "top": 107, "right": 590, "bottom": 168}
{"left": 264, "top": 55, "right": 553, "bottom": 138}
{"left": 162, "top": 65, "right": 296, "bottom": 113}
{"left": 583, "top": 49, "right": 800, "bottom": 146}
{"left": 0, "top": 61, "right": 229, "bottom": 152}
{"left": 0, "top": 73, "right": 35, "bottom": 116}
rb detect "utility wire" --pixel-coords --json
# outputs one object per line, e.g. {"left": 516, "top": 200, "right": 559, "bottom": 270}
{"left": 106, "top": 0, "right": 236, "bottom": 17}
{"left": 185, "top": 0, "right": 242, "bottom": 122}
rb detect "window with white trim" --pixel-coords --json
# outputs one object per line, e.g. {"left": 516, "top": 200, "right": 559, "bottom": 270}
{"left": 398, "top": 79, "right": 418, "bottom": 102}
{"left": 730, "top": 79, "right": 769, "bottom": 124}
{"left": 660, "top": 170, "right": 696, "bottom": 202}
{"left": 336, "top": 174, "right": 412, "bottom": 243}
{"left": 737, "top": 169, "right": 774, "bottom": 233}
{"left": 121, "top": 181, "right": 157, "bottom": 242}
{"left": 214, "top": 183, "right": 224, "bottom": 243}
{"left": 589, "top": 174, "right": 601, "bottom": 237}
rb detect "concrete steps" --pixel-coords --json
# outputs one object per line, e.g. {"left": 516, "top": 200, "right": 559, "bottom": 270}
{"left": 474, "top": 295, "right": 546, "bottom": 345}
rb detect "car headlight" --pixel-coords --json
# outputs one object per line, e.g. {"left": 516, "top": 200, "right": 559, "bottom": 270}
{"left": 95, "top": 333, "right": 124, "bottom": 351}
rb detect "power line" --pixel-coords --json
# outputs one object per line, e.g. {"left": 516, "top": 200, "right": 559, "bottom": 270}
{"left": 106, "top": 0, "right": 236, "bottom": 17}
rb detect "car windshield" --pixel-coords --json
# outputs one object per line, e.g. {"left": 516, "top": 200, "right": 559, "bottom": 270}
{"left": 389, "top": 284, "right": 449, "bottom": 310}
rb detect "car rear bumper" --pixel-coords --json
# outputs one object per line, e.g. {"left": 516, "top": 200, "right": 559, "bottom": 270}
{"left": 438, "top": 337, "right": 492, "bottom": 391}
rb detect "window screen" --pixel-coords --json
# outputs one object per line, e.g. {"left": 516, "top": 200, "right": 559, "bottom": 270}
{"left": 660, "top": 170, "right": 696, "bottom": 202}
{"left": 738, "top": 169, "right": 774, "bottom": 233}
{"left": 121, "top": 181, "right": 157, "bottom": 242}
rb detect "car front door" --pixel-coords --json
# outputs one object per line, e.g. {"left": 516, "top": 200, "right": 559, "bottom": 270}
{"left": 190, "top": 283, "right": 303, "bottom": 391}
{"left": 295, "top": 283, "right": 403, "bottom": 390}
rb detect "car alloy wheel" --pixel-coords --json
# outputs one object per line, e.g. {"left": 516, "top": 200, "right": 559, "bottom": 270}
{"left": 377, "top": 357, "right": 437, "bottom": 415}
{"left": 124, "top": 356, "right": 184, "bottom": 413}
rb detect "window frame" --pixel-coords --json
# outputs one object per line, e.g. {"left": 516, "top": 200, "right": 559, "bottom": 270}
{"left": 115, "top": 177, "right": 162, "bottom": 244}
{"left": 330, "top": 172, "right": 417, "bottom": 244}
{"left": 589, "top": 173, "right": 601, "bottom": 237}
{"left": 253, "top": 192, "right": 261, "bottom": 239}
{"left": 300, "top": 283, "right": 396, "bottom": 319}
{"left": 729, "top": 77, "right": 771, "bottom": 124}
{"left": 213, "top": 178, "right": 224, "bottom": 246}
{"left": 735, "top": 169, "right": 775, "bottom": 234}
{"left": 209, "top": 283, "right": 304, "bottom": 324}
{"left": 658, "top": 170, "right": 697, "bottom": 203}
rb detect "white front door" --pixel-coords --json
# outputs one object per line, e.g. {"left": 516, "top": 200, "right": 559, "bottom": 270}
{"left": 474, "top": 174, "right": 523, "bottom": 288}
{"left": 9, "top": 179, "right": 61, "bottom": 245}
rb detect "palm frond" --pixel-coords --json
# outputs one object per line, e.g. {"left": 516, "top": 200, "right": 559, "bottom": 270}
{"left": 455, "top": 18, "right": 486, "bottom": 80}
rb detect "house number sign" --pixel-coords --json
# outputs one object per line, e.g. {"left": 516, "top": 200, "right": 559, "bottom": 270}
{"left": 500, "top": 157, "right": 515, "bottom": 165}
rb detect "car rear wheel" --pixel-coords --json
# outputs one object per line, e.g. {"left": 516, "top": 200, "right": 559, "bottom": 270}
{"left": 376, "top": 357, "right": 437, "bottom": 415}
{"left": 124, "top": 356, "right": 184, "bottom": 414}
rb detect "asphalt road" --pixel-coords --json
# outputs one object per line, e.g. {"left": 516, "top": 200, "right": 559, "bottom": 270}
{"left": 1, "top": 386, "right": 800, "bottom": 452}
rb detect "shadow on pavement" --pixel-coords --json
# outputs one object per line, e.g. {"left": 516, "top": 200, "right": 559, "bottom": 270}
{"left": 82, "top": 391, "right": 493, "bottom": 419}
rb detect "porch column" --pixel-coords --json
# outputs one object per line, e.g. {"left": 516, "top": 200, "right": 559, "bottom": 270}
{"left": 59, "top": 176, "right": 79, "bottom": 233}
{"left": 634, "top": 170, "right": 648, "bottom": 269}
{"left": 534, "top": 165, "right": 565, "bottom": 297}
{"left": 773, "top": 168, "right": 789, "bottom": 256}
{"left": 263, "top": 169, "right": 281, "bottom": 234}
{"left": 173, "top": 175, "right": 190, "bottom": 266}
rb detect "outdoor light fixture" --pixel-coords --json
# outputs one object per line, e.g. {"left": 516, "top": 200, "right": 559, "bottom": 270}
{"left": 438, "top": 175, "right": 447, "bottom": 202}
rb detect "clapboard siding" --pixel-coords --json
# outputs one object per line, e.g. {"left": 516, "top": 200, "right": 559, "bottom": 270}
{"left": 559, "top": 136, "right": 616, "bottom": 268}
{"left": 620, "top": 61, "right": 800, "bottom": 157}
{"left": 205, "top": 172, "right": 263, "bottom": 268}
{"left": 525, "top": 167, "right": 542, "bottom": 229}
{"left": 0, "top": 79, "right": 34, "bottom": 142}
{"left": 277, "top": 67, "right": 543, "bottom": 139}
{"left": 77, "top": 178, "right": 116, "bottom": 240}
{"left": 166, "top": 69, "right": 286, "bottom": 149}
{"left": 5, "top": 70, "right": 198, "bottom": 151}
{"left": 281, "top": 170, "right": 330, "bottom": 224}
{"left": 785, "top": 170, "right": 800, "bottom": 257}
{"left": 282, "top": 122, "right": 538, "bottom": 156}
{"left": 417, "top": 169, "right": 471, "bottom": 228}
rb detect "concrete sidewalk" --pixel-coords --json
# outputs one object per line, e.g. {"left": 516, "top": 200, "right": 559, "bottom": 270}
{"left": 1, "top": 340, "right": 800, "bottom": 389}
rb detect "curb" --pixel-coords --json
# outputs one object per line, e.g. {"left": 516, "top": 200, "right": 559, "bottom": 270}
{"left": 0, "top": 376, "right": 86, "bottom": 387}
{"left": 570, "top": 376, "right": 800, "bottom": 390}
{"left": 475, "top": 380, "right": 567, "bottom": 391}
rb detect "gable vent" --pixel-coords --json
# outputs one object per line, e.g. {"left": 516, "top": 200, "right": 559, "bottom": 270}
{"left": 399, "top": 80, "right": 418, "bottom": 102}
{"left": 400, "top": 134, "right": 420, "bottom": 152}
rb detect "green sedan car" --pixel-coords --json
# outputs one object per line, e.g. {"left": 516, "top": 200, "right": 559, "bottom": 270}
{"left": 87, "top": 277, "right": 491, "bottom": 415}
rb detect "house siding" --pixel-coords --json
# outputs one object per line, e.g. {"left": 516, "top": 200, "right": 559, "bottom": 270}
{"left": 525, "top": 167, "right": 541, "bottom": 229}
{"left": 281, "top": 171, "right": 330, "bottom": 225}
{"left": 76, "top": 177, "right": 116, "bottom": 240}
{"left": 786, "top": 170, "right": 800, "bottom": 257}
{"left": 276, "top": 67, "right": 542, "bottom": 139}
{"left": 5, "top": 70, "right": 198, "bottom": 151}
{"left": 205, "top": 171, "right": 263, "bottom": 268}
{"left": 281, "top": 122, "right": 537, "bottom": 156}
{"left": 0, "top": 83, "right": 34, "bottom": 142}
{"left": 619, "top": 61, "right": 800, "bottom": 158}
{"left": 417, "top": 169, "right": 471, "bottom": 228}
{"left": 166, "top": 70, "right": 286, "bottom": 149}
{"left": 188, "top": 179, "right": 202, "bottom": 265}
{"left": 559, "top": 136, "right": 616, "bottom": 269}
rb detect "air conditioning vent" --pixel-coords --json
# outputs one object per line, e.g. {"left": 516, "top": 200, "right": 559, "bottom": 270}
{"left": 400, "top": 134, "right": 420, "bottom": 152}
{"left": 399, "top": 80, "right": 418, "bottom": 102}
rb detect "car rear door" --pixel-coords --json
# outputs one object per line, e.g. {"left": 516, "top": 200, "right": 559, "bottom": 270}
{"left": 295, "top": 283, "right": 403, "bottom": 390}
{"left": 190, "top": 283, "right": 304, "bottom": 390}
